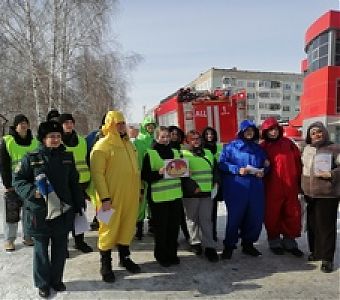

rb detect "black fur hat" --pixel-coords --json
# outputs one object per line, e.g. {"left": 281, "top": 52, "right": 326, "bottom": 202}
{"left": 58, "top": 113, "right": 75, "bottom": 124}
{"left": 13, "top": 114, "right": 29, "bottom": 128}
{"left": 37, "top": 121, "right": 63, "bottom": 142}
{"left": 46, "top": 109, "right": 60, "bottom": 122}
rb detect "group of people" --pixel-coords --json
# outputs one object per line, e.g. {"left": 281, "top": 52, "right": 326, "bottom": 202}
{"left": 0, "top": 110, "right": 339, "bottom": 298}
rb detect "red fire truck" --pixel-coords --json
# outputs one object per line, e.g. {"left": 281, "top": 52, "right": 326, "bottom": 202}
{"left": 153, "top": 88, "right": 246, "bottom": 143}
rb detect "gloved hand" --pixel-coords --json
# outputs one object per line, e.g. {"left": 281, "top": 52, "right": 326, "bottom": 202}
{"left": 35, "top": 174, "right": 53, "bottom": 197}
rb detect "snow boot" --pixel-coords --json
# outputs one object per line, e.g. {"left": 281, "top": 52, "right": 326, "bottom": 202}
{"left": 74, "top": 234, "right": 93, "bottom": 253}
{"left": 242, "top": 242, "right": 262, "bottom": 257}
{"left": 118, "top": 244, "right": 141, "bottom": 273}
{"left": 100, "top": 250, "right": 115, "bottom": 283}
{"left": 205, "top": 248, "right": 219, "bottom": 262}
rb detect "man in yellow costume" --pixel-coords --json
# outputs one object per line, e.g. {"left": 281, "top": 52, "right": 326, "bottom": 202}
{"left": 90, "top": 111, "right": 141, "bottom": 283}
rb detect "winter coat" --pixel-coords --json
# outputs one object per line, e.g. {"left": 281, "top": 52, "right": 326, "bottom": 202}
{"left": 302, "top": 144, "right": 340, "bottom": 198}
{"left": 12, "top": 144, "right": 83, "bottom": 237}
{"left": 219, "top": 120, "right": 268, "bottom": 203}
{"left": 0, "top": 127, "right": 36, "bottom": 189}
{"left": 261, "top": 118, "right": 302, "bottom": 198}
{"left": 90, "top": 111, "right": 140, "bottom": 250}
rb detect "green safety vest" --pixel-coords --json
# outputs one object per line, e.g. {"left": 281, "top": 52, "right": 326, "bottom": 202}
{"left": 182, "top": 149, "right": 214, "bottom": 192}
{"left": 147, "top": 149, "right": 183, "bottom": 202}
{"left": 65, "top": 135, "right": 90, "bottom": 183}
{"left": 3, "top": 135, "right": 39, "bottom": 171}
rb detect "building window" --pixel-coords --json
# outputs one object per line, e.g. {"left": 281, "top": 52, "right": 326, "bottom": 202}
{"left": 270, "top": 92, "right": 281, "bottom": 98}
{"left": 259, "top": 102, "right": 265, "bottom": 109}
{"left": 237, "top": 80, "right": 246, "bottom": 88}
{"left": 336, "top": 30, "right": 340, "bottom": 66}
{"left": 283, "top": 83, "right": 292, "bottom": 91}
{"left": 283, "top": 106, "right": 290, "bottom": 112}
{"left": 295, "top": 96, "right": 300, "bottom": 101}
{"left": 259, "top": 80, "right": 271, "bottom": 88}
{"left": 258, "top": 92, "right": 270, "bottom": 98}
{"left": 247, "top": 92, "right": 256, "bottom": 100}
{"left": 247, "top": 104, "right": 256, "bottom": 110}
{"left": 247, "top": 81, "right": 256, "bottom": 88}
{"left": 271, "top": 81, "right": 281, "bottom": 88}
{"left": 295, "top": 107, "right": 300, "bottom": 112}
{"left": 337, "top": 78, "right": 340, "bottom": 113}
{"left": 283, "top": 94, "right": 291, "bottom": 101}
{"left": 295, "top": 83, "right": 302, "bottom": 91}
{"left": 306, "top": 31, "right": 329, "bottom": 72}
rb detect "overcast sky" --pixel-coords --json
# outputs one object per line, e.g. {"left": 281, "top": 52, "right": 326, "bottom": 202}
{"left": 114, "top": 0, "right": 339, "bottom": 123}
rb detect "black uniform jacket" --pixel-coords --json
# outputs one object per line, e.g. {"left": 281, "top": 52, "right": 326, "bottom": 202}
{"left": 13, "top": 144, "right": 83, "bottom": 237}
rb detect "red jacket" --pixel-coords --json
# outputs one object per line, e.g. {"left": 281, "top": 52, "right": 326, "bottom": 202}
{"left": 261, "top": 118, "right": 302, "bottom": 196}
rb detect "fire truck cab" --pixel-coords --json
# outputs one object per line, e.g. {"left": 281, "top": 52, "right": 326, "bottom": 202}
{"left": 154, "top": 88, "right": 246, "bottom": 143}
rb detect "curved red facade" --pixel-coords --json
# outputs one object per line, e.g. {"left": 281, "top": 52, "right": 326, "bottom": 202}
{"left": 290, "top": 10, "right": 340, "bottom": 142}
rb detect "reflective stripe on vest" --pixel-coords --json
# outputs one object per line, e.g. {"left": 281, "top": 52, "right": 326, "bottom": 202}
{"left": 181, "top": 149, "right": 214, "bottom": 192}
{"left": 3, "top": 135, "right": 39, "bottom": 171}
{"left": 65, "top": 136, "right": 90, "bottom": 183}
{"left": 147, "top": 149, "right": 183, "bottom": 202}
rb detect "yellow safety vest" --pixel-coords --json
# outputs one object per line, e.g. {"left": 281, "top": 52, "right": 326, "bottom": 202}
{"left": 3, "top": 135, "right": 38, "bottom": 171}
{"left": 147, "top": 149, "right": 183, "bottom": 202}
{"left": 65, "top": 135, "right": 90, "bottom": 183}
{"left": 182, "top": 149, "right": 214, "bottom": 192}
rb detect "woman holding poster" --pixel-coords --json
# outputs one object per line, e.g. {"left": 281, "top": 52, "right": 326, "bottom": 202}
{"left": 141, "top": 126, "right": 183, "bottom": 267}
{"left": 301, "top": 122, "right": 340, "bottom": 273}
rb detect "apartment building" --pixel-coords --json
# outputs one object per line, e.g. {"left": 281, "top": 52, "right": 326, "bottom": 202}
{"left": 187, "top": 67, "right": 303, "bottom": 125}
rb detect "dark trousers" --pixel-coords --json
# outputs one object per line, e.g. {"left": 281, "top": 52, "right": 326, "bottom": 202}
{"left": 151, "top": 199, "right": 182, "bottom": 262}
{"left": 306, "top": 196, "right": 339, "bottom": 261}
{"left": 212, "top": 198, "right": 218, "bottom": 241}
{"left": 33, "top": 234, "right": 68, "bottom": 288}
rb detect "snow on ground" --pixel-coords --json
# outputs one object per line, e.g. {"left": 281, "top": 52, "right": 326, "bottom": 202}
{"left": 0, "top": 184, "right": 339, "bottom": 299}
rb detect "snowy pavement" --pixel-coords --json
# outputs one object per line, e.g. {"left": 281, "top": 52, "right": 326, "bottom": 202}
{"left": 0, "top": 185, "right": 339, "bottom": 300}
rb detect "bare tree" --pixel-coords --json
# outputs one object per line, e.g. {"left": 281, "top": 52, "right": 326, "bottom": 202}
{"left": 0, "top": 0, "right": 141, "bottom": 132}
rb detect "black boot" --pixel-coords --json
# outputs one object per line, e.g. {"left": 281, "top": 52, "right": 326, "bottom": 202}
{"left": 242, "top": 242, "right": 262, "bottom": 257}
{"left": 205, "top": 248, "right": 219, "bottom": 262}
{"left": 74, "top": 234, "right": 93, "bottom": 253}
{"left": 118, "top": 244, "right": 141, "bottom": 273}
{"left": 220, "top": 246, "right": 233, "bottom": 260}
{"left": 321, "top": 260, "right": 333, "bottom": 273}
{"left": 100, "top": 250, "right": 115, "bottom": 283}
{"left": 135, "top": 221, "right": 144, "bottom": 240}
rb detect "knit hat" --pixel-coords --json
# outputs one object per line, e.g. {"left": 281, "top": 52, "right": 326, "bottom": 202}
{"left": 46, "top": 109, "right": 60, "bottom": 122}
{"left": 37, "top": 121, "right": 63, "bottom": 142}
{"left": 58, "top": 113, "right": 75, "bottom": 124}
{"left": 13, "top": 114, "right": 29, "bottom": 128}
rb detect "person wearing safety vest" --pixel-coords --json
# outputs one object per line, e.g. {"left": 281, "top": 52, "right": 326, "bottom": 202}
{"left": 202, "top": 126, "right": 224, "bottom": 242}
{"left": 0, "top": 114, "right": 38, "bottom": 251}
{"left": 59, "top": 113, "right": 93, "bottom": 253}
{"left": 168, "top": 125, "right": 190, "bottom": 242}
{"left": 141, "top": 126, "right": 183, "bottom": 267}
{"left": 181, "top": 130, "right": 219, "bottom": 262}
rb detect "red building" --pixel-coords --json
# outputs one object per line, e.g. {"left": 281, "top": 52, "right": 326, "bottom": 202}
{"left": 290, "top": 10, "right": 340, "bottom": 143}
